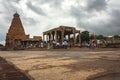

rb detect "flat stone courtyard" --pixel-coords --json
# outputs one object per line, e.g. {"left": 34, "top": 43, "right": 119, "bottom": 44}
{"left": 0, "top": 48, "right": 120, "bottom": 80}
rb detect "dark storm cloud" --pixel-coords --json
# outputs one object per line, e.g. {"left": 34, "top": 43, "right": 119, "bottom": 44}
{"left": 105, "top": 9, "right": 120, "bottom": 35}
{"left": 11, "top": 0, "right": 21, "bottom": 3}
{"left": 91, "top": 8, "right": 120, "bottom": 35}
{"left": 70, "top": 6, "right": 85, "bottom": 19}
{"left": 26, "top": 1, "right": 46, "bottom": 16}
{"left": 0, "top": 24, "right": 7, "bottom": 42}
{"left": 38, "top": 0, "right": 63, "bottom": 8}
{"left": 70, "top": 0, "right": 120, "bottom": 36}
{"left": 0, "top": 33, "right": 5, "bottom": 41}
{"left": 22, "top": 17, "right": 38, "bottom": 26}
{"left": 86, "top": 0, "right": 108, "bottom": 11}
{"left": 109, "top": 9, "right": 120, "bottom": 27}
{"left": 0, "top": 0, "right": 19, "bottom": 32}
{"left": 2, "top": 0, "right": 22, "bottom": 15}
{"left": 70, "top": 5, "right": 93, "bottom": 30}
{"left": 0, "top": 11, "right": 2, "bottom": 13}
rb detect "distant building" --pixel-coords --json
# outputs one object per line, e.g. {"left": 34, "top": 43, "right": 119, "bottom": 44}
{"left": 33, "top": 36, "right": 42, "bottom": 41}
{"left": 43, "top": 26, "right": 81, "bottom": 46}
{"left": 5, "top": 12, "right": 42, "bottom": 49}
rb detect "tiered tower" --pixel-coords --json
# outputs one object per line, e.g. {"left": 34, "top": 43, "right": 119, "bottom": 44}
{"left": 5, "top": 12, "right": 29, "bottom": 48}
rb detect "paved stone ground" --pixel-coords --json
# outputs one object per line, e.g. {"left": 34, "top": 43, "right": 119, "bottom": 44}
{"left": 0, "top": 48, "right": 120, "bottom": 80}
{"left": 0, "top": 56, "right": 33, "bottom": 80}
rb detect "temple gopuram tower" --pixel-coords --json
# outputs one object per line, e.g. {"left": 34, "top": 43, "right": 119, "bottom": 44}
{"left": 5, "top": 12, "right": 29, "bottom": 48}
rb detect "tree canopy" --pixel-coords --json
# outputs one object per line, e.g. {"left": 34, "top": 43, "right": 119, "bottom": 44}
{"left": 0, "top": 44, "right": 3, "bottom": 47}
{"left": 80, "top": 31, "right": 90, "bottom": 43}
{"left": 96, "top": 35, "right": 104, "bottom": 39}
{"left": 113, "top": 35, "right": 120, "bottom": 38}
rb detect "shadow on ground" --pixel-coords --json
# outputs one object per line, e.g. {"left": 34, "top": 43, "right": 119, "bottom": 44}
{"left": 0, "top": 56, "right": 34, "bottom": 80}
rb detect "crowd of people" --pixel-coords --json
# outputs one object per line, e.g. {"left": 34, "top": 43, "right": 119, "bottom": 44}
{"left": 88, "top": 39, "right": 107, "bottom": 49}
{"left": 12, "top": 39, "right": 108, "bottom": 50}
{"left": 21, "top": 40, "right": 70, "bottom": 49}
{"left": 51, "top": 40, "right": 71, "bottom": 49}
{"left": 41, "top": 39, "right": 73, "bottom": 49}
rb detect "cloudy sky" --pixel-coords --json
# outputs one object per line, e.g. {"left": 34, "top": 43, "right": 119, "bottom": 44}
{"left": 0, "top": 0, "right": 120, "bottom": 45}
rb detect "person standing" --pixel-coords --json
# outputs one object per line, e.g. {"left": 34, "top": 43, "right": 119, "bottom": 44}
{"left": 40, "top": 42, "right": 44, "bottom": 48}
{"left": 64, "top": 40, "right": 68, "bottom": 49}
{"left": 56, "top": 41, "right": 60, "bottom": 48}
{"left": 88, "top": 40, "right": 92, "bottom": 48}
{"left": 52, "top": 40, "right": 56, "bottom": 49}
{"left": 97, "top": 40, "right": 100, "bottom": 48}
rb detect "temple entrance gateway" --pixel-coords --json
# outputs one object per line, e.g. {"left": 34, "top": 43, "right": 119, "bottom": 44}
{"left": 43, "top": 26, "right": 81, "bottom": 46}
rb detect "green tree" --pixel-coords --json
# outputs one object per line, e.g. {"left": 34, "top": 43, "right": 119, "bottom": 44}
{"left": 90, "top": 34, "right": 95, "bottom": 40}
{"left": 96, "top": 35, "right": 104, "bottom": 39}
{"left": 113, "top": 35, "right": 120, "bottom": 39}
{"left": 80, "top": 31, "right": 90, "bottom": 43}
{"left": 0, "top": 44, "right": 3, "bottom": 47}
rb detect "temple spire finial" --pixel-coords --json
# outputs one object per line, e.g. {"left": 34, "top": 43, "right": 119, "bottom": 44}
{"left": 14, "top": 11, "right": 19, "bottom": 17}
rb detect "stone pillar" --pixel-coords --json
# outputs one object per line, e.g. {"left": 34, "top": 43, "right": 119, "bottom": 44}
{"left": 73, "top": 30, "right": 76, "bottom": 45}
{"left": 43, "top": 34, "right": 45, "bottom": 42}
{"left": 47, "top": 34, "right": 49, "bottom": 42}
{"left": 61, "top": 30, "right": 64, "bottom": 43}
{"left": 53, "top": 32, "right": 55, "bottom": 40}
{"left": 55, "top": 31, "right": 57, "bottom": 42}
{"left": 68, "top": 34, "right": 70, "bottom": 41}
{"left": 78, "top": 31, "right": 81, "bottom": 47}
{"left": 50, "top": 32, "right": 52, "bottom": 41}
{"left": 79, "top": 31, "right": 81, "bottom": 44}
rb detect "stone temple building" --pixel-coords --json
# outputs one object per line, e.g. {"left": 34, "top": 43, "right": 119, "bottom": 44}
{"left": 5, "top": 12, "right": 41, "bottom": 48}
{"left": 43, "top": 26, "right": 81, "bottom": 45}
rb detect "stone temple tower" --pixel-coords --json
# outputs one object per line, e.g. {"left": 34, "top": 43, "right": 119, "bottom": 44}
{"left": 5, "top": 12, "right": 29, "bottom": 48}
